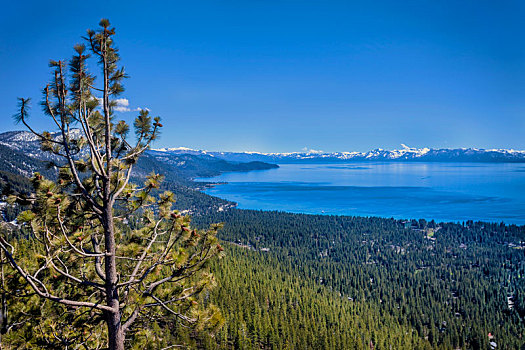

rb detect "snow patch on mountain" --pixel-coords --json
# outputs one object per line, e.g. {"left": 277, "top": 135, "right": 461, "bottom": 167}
{"left": 0, "top": 129, "right": 83, "bottom": 161}
{"left": 1, "top": 130, "right": 525, "bottom": 164}
{"left": 150, "top": 144, "right": 525, "bottom": 163}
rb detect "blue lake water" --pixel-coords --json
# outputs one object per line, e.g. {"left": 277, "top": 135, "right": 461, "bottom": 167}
{"left": 196, "top": 162, "right": 525, "bottom": 225}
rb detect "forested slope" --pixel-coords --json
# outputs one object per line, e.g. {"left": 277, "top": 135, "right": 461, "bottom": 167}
{"left": 208, "top": 245, "right": 432, "bottom": 349}
{"left": 196, "top": 210, "right": 525, "bottom": 349}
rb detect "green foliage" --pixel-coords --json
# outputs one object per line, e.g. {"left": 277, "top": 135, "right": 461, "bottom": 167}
{"left": 208, "top": 245, "right": 431, "bottom": 349}
{"left": 196, "top": 210, "right": 525, "bottom": 349}
{"left": 0, "top": 185, "right": 224, "bottom": 348}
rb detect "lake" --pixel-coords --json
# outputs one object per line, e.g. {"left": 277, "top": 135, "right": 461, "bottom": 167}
{"left": 197, "top": 162, "right": 525, "bottom": 225}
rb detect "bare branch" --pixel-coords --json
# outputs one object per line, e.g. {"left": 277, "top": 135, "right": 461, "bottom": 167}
{"left": 49, "top": 259, "right": 106, "bottom": 292}
{"left": 118, "top": 220, "right": 162, "bottom": 288}
{"left": 121, "top": 306, "right": 141, "bottom": 332}
{"left": 56, "top": 207, "right": 106, "bottom": 258}
{"left": 111, "top": 164, "right": 133, "bottom": 203}
{"left": 148, "top": 294, "right": 196, "bottom": 324}
{"left": 0, "top": 237, "right": 115, "bottom": 313}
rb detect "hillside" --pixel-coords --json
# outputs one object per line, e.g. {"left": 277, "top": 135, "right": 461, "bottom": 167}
{"left": 0, "top": 130, "right": 279, "bottom": 213}
{"left": 0, "top": 130, "right": 278, "bottom": 179}
{"left": 199, "top": 210, "right": 525, "bottom": 349}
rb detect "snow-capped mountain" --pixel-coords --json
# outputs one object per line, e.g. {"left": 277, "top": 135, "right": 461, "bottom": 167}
{"left": 0, "top": 130, "right": 278, "bottom": 180}
{"left": 0, "top": 129, "right": 83, "bottom": 161}
{"left": 2, "top": 130, "right": 525, "bottom": 164}
{"left": 151, "top": 144, "right": 525, "bottom": 163}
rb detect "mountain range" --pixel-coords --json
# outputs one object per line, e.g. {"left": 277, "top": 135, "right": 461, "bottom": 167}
{"left": 0, "top": 130, "right": 275, "bottom": 213}
{"left": 2, "top": 130, "right": 525, "bottom": 169}
{"left": 153, "top": 143, "right": 525, "bottom": 163}
{"left": 0, "top": 130, "right": 277, "bottom": 184}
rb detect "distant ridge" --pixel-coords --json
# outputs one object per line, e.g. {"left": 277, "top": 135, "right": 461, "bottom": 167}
{"left": 0, "top": 130, "right": 278, "bottom": 179}
{"left": 151, "top": 143, "right": 525, "bottom": 163}
{"left": 2, "top": 130, "right": 524, "bottom": 163}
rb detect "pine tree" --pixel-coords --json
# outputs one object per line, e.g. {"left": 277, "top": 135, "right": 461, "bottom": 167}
{"left": 1, "top": 19, "right": 223, "bottom": 350}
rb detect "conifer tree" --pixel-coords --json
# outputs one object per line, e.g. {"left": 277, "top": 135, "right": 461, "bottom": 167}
{"left": 1, "top": 19, "right": 223, "bottom": 350}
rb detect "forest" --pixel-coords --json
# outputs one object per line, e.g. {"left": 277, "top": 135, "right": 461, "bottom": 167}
{"left": 196, "top": 210, "right": 525, "bottom": 349}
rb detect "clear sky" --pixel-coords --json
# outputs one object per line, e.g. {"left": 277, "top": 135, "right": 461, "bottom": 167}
{"left": 1, "top": 0, "right": 524, "bottom": 152}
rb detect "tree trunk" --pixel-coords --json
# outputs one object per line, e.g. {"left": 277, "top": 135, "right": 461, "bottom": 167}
{"left": 100, "top": 30, "right": 124, "bottom": 350}
{"left": 107, "top": 309, "right": 125, "bottom": 350}
{"left": 103, "top": 205, "right": 124, "bottom": 350}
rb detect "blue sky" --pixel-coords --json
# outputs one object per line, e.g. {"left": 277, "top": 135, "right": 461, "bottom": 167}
{"left": 1, "top": 0, "right": 524, "bottom": 152}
